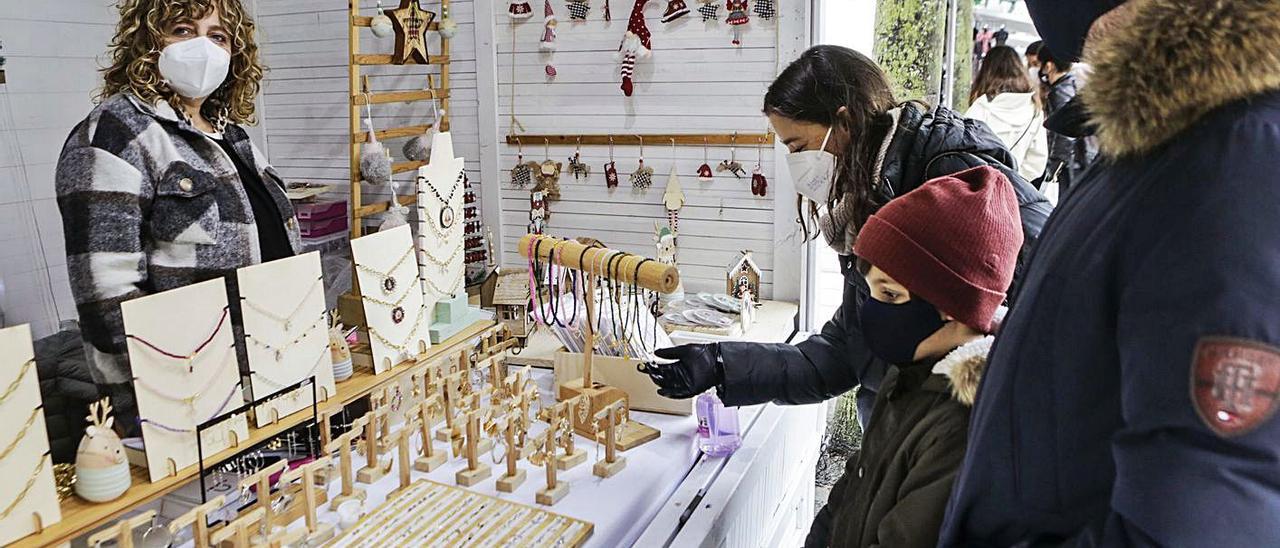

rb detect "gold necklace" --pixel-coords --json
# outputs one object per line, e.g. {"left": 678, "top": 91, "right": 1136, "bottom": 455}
{"left": 354, "top": 246, "right": 415, "bottom": 295}
{"left": 241, "top": 276, "right": 324, "bottom": 333}
{"left": 0, "top": 407, "right": 43, "bottom": 463}
{"left": 423, "top": 273, "right": 461, "bottom": 298}
{"left": 0, "top": 454, "right": 49, "bottom": 521}
{"left": 361, "top": 279, "right": 419, "bottom": 325}
{"left": 252, "top": 345, "right": 331, "bottom": 389}
{"left": 0, "top": 360, "right": 33, "bottom": 404}
{"left": 368, "top": 304, "right": 428, "bottom": 352}
{"left": 245, "top": 315, "right": 329, "bottom": 362}
{"left": 420, "top": 242, "right": 463, "bottom": 274}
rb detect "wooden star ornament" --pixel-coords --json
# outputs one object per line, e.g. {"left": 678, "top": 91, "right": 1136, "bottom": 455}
{"left": 387, "top": 0, "right": 436, "bottom": 65}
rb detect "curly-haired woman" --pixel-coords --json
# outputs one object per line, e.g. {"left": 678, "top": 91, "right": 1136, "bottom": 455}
{"left": 56, "top": 0, "right": 299, "bottom": 432}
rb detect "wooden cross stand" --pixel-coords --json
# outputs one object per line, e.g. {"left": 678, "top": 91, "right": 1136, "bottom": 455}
{"left": 455, "top": 410, "right": 492, "bottom": 486}
{"left": 167, "top": 496, "right": 225, "bottom": 548}
{"left": 391, "top": 417, "right": 420, "bottom": 496}
{"left": 533, "top": 432, "right": 567, "bottom": 506}
{"left": 556, "top": 400, "right": 587, "bottom": 470}
{"left": 593, "top": 401, "right": 628, "bottom": 478}
{"left": 86, "top": 510, "right": 156, "bottom": 548}
{"left": 209, "top": 507, "right": 265, "bottom": 548}
{"left": 326, "top": 414, "right": 369, "bottom": 510}
{"left": 356, "top": 408, "right": 392, "bottom": 483}
{"left": 279, "top": 456, "right": 335, "bottom": 545}
{"left": 518, "top": 234, "right": 672, "bottom": 450}
{"left": 235, "top": 459, "right": 288, "bottom": 536}
{"left": 411, "top": 396, "right": 448, "bottom": 472}
{"left": 495, "top": 411, "right": 526, "bottom": 492}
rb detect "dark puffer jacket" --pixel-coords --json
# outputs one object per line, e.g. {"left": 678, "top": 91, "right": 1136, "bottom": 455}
{"left": 718, "top": 102, "right": 1050, "bottom": 426}
{"left": 35, "top": 328, "right": 100, "bottom": 463}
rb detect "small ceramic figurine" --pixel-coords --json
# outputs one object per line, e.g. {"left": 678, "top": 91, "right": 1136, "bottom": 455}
{"left": 330, "top": 315, "right": 354, "bottom": 382}
{"left": 75, "top": 398, "right": 131, "bottom": 503}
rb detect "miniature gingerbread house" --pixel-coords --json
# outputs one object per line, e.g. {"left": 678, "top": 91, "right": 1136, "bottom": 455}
{"left": 493, "top": 272, "right": 532, "bottom": 339}
{"left": 726, "top": 250, "right": 761, "bottom": 300}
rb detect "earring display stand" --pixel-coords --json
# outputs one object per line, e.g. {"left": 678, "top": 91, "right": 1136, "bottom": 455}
{"left": 209, "top": 506, "right": 265, "bottom": 548}
{"left": 238, "top": 252, "right": 335, "bottom": 427}
{"left": 410, "top": 398, "right": 447, "bottom": 472}
{"left": 85, "top": 509, "right": 154, "bottom": 548}
{"left": 278, "top": 457, "right": 335, "bottom": 545}
{"left": 518, "top": 234, "right": 673, "bottom": 450}
{"left": 235, "top": 459, "right": 287, "bottom": 536}
{"left": 356, "top": 409, "right": 392, "bottom": 483}
{"left": 454, "top": 410, "right": 492, "bottom": 486}
{"left": 325, "top": 414, "right": 369, "bottom": 510}
{"left": 166, "top": 495, "right": 224, "bottom": 548}
{"left": 592, "top": 402, "right": 627, "bottom": 478}
{"left": 0, "top": 325, "right": 61, "bottom": 546}
{"left": 121, "top": 278, "right": 248, "bottom": 482}
{"left": 390, "top": 417, "right": 419, "bottom": 496}
{"left": 554, "top": 401, "right": 587, "bottom": 471}
{"left": 351, "top": 224, "right": 432, "bottom": 373}
{"left": 495, "top": 413, "right": 526, "bottom": 492}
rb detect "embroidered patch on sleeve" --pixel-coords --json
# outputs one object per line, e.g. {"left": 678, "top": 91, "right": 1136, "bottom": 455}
{"left": 1192, "top": 337, "right": 1280, "bottom": 437}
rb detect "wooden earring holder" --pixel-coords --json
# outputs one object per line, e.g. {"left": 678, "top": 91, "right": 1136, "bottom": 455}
{"left": 167, "top": 496, "right": 224, "bottom": 548}
{"left": 391, "top": 417, "right": 419, "bottom": 497}
{"left": 593, "top": 402, "right": 627, "bottom": 478}
{"left": 555, "top": 401, "right": 587, "bottom": 470}
{"left": 535, "top": 433, "right": 568, "bottom": 506}
{"left": 376, "top": 388, "right": 393, "bottom": 453}
{"left": 518, "top": 235, "right": 667, "bottom": 451}
{"left": 209, "top": 507, "right": 265, "bottom": 548}
{"left": 86, "top": 510, "right": 156, "bottom": 548}
{"left": 412, "top": 397, "right": 448, "bottom": 472}
{"left": 235, "top": 459, "right": 287, "bottom": 536}
{"left": 455, "top": 410, "right": 492, "bottom": 486}
{"left": 326, "top": 414, "right": 369, "bottom": 510}
{"left": 495, "top": 413, "right": 526, "bottom": 492}
{"left": 356, "top": 408, "right": 391, "bottom": 483}
{"left": 434, "top": 370, "right": 465, "bottom": 444}
{"left": 278, "top": 456, "right": 335, "bottom": 545}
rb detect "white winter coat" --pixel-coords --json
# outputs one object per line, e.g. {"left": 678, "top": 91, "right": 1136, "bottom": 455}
{"left": 965, "top": 92, "right": 1048, "bottom": 181}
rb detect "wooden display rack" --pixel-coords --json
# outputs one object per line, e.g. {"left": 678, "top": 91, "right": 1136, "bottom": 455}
{"left": 518, "top": 234, "right": 677, "bottom": 449}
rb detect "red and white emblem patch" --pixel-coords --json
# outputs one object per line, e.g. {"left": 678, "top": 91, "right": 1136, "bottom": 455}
{"left": 1192, "top": 337, "right": 1280, "bottom": 437}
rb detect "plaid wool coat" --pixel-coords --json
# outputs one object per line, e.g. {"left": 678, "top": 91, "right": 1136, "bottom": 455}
{"left": 55, "top": 93, "right": 300, "bottom": 430}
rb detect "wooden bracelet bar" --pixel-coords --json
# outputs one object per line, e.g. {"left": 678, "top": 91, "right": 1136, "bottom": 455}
{"left": 516, "top": 235, "right": 680, "bottom": 294}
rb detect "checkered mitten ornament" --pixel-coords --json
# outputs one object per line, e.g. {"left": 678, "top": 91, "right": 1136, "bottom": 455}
{"left": 698, "top": 0, "right": 719, "bottom": 21}
{"left": 753, "top": 0, "right": 774, "bottom": 20}
{"left": 751, "top": 164, "right": 768, "bottom": 196}
{"left": 631, "top": 160, "right": 655, "bottom": 189}
{"left": 511, "top": 154, "right": 534, "bottom": 188}
{"left": 567, "top": 0, "right": 590, "bottom": 19}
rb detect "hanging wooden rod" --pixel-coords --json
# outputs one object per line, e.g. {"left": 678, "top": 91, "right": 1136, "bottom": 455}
{"left": 517, "top": 234, "right": 680, "bottom": 294}
{"left": 353, "top": 54, "right": 451, "bottom": 66}
{"left": 354, "top": 123, "right": 434, "bottom": 142}
{"left": 353, "top": 15, "right": 440, "bottom": 31}
{"left": 503, "top": 133, "right": 774, "bottom": 146}
{"left": 353, "top": 89, "right": 449, "bottom": 105}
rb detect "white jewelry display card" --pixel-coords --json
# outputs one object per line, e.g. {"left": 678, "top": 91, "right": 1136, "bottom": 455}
{"left": 122, "top": 278, "right": 248, "bottom": 482}
{"left": 237, "top": 252, "right": 335, "bottom": 427}
{"left": 416, "top": 131, "right": 467, "bottom": 303}
{"left": 352, "top": 224, "right": 432, "bottom": 372}
{"left": 0, "top": 324, "right": 61, "bottom": 545}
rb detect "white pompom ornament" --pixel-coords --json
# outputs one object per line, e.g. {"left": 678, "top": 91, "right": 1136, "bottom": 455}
{"left": 439, "top": 6, "right": 459, "bottom": 38}
{"left": 370, "top": 1, "right": 394, "bottom": 37}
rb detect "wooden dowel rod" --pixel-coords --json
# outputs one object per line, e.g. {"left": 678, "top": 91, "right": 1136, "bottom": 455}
{"left": 353, "top": 15, "right": 440, "bottom": 30}
{"left": 354, "top": 123, "right": 434, "bottom": 142}
{"left": 352, "top": 193, "right": 416, "bottom": 218}
{"left": 504, "top": 133, "right": 774, "bottom": 146}
{"left": 517, "top": 234, "right": 680, "bottom": 294}
{"left": 352, "top": 89, "right": 450, "bottom": 105}
{"left": 352, "top": 54, "right": 451, "bottom": 66}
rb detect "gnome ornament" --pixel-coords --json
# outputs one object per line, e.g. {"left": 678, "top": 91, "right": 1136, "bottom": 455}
{"left": 726, "top": 0, "right": 749, "bottom": 45}
{"left": 75, "top": 398, "right": 131, "bottom": 503}
{"left": 359, "top": 117, "right": 392, "bottom": 185}
{"left": 540, "top": 0, "right": 558, "bottom": 51}
{"left": 698, "top": 0, "right": 719, "bottom": 21}
{"left": 616, "top": 0, "right": 653, "bottom": 96}
{"left": 663, "top": 166, "right": 686, "bottom": 232}
{"left": 662, "top": 0, "right": 690, "bottom": 23}
{"left": 510, "top": 0, "right": 534, "bottom": 18}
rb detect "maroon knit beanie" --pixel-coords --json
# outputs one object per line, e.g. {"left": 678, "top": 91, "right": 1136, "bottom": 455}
{"left": 853, "top": 166, "right": 1023, "bottom": 332}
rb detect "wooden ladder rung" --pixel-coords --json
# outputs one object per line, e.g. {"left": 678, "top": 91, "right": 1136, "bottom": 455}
{"left": 353, "top": 15, "right": 440, "bottom": 30}
{"left": 353, "top": 89, "right": 450, "bottom": 105}
{"left": 353, "top": 54, "right": 450, "bottom": 66}
{"left": 355, "top": 124, "right": 434, "bottom": 142}
{"left": 392, "top": 160, "right": 427, "bottom": 174}
{"left": 353, "top": 195, "right": 417, "bottom": 218}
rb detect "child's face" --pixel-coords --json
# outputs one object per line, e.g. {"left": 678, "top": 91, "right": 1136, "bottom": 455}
{"left": 863, "top": 266, "right": 982, "bottom": 362}
{"left": 865, "top": 266, "right": 913, "bottom": 305}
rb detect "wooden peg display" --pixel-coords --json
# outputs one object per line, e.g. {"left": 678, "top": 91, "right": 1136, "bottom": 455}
{"left": 412, "top": 398, "right": 447, "bottom": 472}
{"left": 377, "top": 388, "right": 393, "bottom": 452}
{"left": 267, "top": 526, "right": 307, "bottom": 548}
{"left": 279, "top": 456, "right": 335, "bottom": 545}
{"left": 593, "top": 403, "right": 628, "bottom": 478}
{"left": 534, "top": 433, "right": 568, "bottom": 506}
{"left": 209, "top": 507, "right": 264, "bottom": 548}
{"left": 391, "top": 417, "right": 419, "bottom": 497}
{"left": 435, "top": 371, "right": 464, "bottom": 443}
{"left": 168, "top": 496, "right": 225, "bottom": 548}
{"left": 495, "top": 414, "right": 526, "bottom": 492}
{"left": 556, "top": 400, "right": 587, "bottom": 471}
{"left": 357, "top": 409, "right": 391, "bottom": 483}
{"left": 236, "top": 458, "right": 288, "bottom": 534}
{"left": 326, "top": 414, "right": 369, "bottom": 510}
{"left": 87, "top": 510, "right": 156, "bottom": 548}
{"left": 318, "top": 410, "right": 333, "bottom": 457}
{"left": 455, "top": 411, "right": 492, "bottom": 486}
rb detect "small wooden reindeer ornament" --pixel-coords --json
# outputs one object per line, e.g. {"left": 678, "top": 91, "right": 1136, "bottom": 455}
{"left": 329, "top": 312, "right": 354, "bottom": 382}
{"left": 75, "top": 398, "right": 131, "bottom": 502}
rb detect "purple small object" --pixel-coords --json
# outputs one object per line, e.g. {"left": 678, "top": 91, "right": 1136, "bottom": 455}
{"left": 695, "top": 392, "right": 741, "bottom": 457}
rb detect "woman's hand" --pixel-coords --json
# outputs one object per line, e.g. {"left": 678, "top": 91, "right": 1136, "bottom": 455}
{"left": 641, "top": 344, "right": 724, "bottom": 399}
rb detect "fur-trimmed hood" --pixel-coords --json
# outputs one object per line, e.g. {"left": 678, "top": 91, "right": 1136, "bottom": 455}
{"left": 1083, "top": 0, "right": 1280, "bottom": 157}
{"left": 931, "top": 336, "right": 992, "bottom": 407}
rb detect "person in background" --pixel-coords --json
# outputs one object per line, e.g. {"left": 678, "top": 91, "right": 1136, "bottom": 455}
{"left": 807, "top": 166, "right": 1021, "bottom": 548}
{"left": 1037, "top": 43, "right": 1096, "bottom": 193}
{"left": 966, "top": 46, "right": 1048, "bottom": 182}
{"left": 1024, "top": 40, "right": 1043, "bottom": 84}
{"left": 641, "top": 44, "right": 1049, "bottom": 436}
{"left": 55, "top": 0, "right": 299, "bottom": 433}
{"left": 940, "top": 0, "right": 1280, "bottom": 544}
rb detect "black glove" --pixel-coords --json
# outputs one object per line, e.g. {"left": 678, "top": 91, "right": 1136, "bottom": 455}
{"left": 640, "top": 344, "right": 723, "bottom": 399}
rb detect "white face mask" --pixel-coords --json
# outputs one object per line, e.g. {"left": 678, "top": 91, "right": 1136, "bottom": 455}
{"left": 158, "top": 37, "right": 231, "bottom": 99}
{"left": 786, "top": 126, "right": 837, "bottom": 203}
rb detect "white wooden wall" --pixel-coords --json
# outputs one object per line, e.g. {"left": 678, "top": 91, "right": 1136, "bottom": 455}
{"left": 492, "top": 5, "right": 783, "bottom": 297}
{"left": 0, "top": 0, "right": 118, "bottom": 338}
{"left": 255, "top": 0, "right": 484, "bottom": 223}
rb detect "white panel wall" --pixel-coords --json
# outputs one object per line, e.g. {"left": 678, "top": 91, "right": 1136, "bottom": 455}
{"left": 493, "top": 6, "right": 783, "bottom": 297}
{"left": 0, "top": 0, "right": 118, "bottom": 338}
{"left": 255, "top": 0, "right": 484, "bottom": 220}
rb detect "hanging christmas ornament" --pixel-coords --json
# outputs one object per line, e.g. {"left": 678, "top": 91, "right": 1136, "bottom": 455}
{"left": 541, "top": 0, "right": 559, "bottom": 77}
{"left": 529, "top": 190, "right": 548, "bottom": 234}
{"left": 725, "top": 0, "right": 749, "bottom": 45}
{"left": 402, "top": 88, "right": 440, "bottom": 162}
{"left": 370, "top": 0, "right": 395, "bottom": 37}
{"left": 381, "top": 182, "right": 411, "bottom": 230}
{"left": 697, "top": 0, "right": 719, "bottom": 22}
{"left": 509, "top": 0, "right": 534, "bottom": 19}
{"left": 533, "top": 139, "right": 563, "bottom": 199}
{"left": 616, "top": 0, "right": 652, "bottom": 97}
{"left": 388, "top": 0, "right": 435, "bottom": 64}
{"left": 717, "top": 133, "right": 745, "bottom": 178}
{"left": 438, "top": 5, "right": 459, "bottom": 38}
{"left": 751, "top": 136, "right": 768, "bottom": 196}
{"left": 511, "top": 138, "right": 534, "bottom": 188}
{"left": 663, "top": 140, "right": 686, "bottom": 232}
{"left": 603, "top": 0, "right": 613, "bottom": 21}
{"left": 569, "top": 138, "right": 591, "bottom": 179}
{"left": 359, "top": 97, "right": 392, "bottom": 185}
{"left": 631, "top": 136, "right": 655, "bottom": 190}
{"left": 604, "top": 136, "right": 620, "bottom": 188}
{"left": 568, "top": 0, "right": 591, "bottom": 20}
{"left": 753, "top": 0, "right": 774, "bottom": 20}
{"left": 697, "top": 137, "right": 714, "bottom": 181}
{"left": 662, "top": 0, "right": 690, "bottom": 23}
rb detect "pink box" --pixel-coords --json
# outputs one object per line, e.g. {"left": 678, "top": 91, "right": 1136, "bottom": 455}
{"left": 294, "top": 200, "right": 347, "bottom": 221}
{"left": 299, "top": 215, "right": 349, "bottom": 238}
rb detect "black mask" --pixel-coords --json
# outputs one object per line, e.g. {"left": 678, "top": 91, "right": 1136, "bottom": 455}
{"left": 860, "top": 296, "right": 946, "bottom": 365}
{"left": 1025, "top": 0, "right": 1126, "bottom": 62}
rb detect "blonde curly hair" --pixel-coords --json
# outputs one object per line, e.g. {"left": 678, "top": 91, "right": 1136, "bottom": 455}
{"left": 99, "top": 0, "right": 264, "bottom": 125}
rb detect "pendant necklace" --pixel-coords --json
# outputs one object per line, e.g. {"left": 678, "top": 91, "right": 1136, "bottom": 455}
{"left": 126, "top": 306, "right": 231, "bottom": 373}
{"left": 250, "top": 344, "right": 331, "bottom": 391}
{"left": 240, "top": 276, "right": 324, "bottom": 333}
{"left": 361, "top": 279, "right": 418, "bottom": 324}
{"left": 355, "top": 245, "right": 415, "bottom": 296}
{"left": 133, "top": 344, "right": 237, "bottom": 409}
{"left": 424, "top": 169, "right": 464, "bottom": 231}
{"left": 245, "top": 315, "right": 329, "bottom": 362}
{"left": 140, "top": 381, "right": 243, "bottom": 434}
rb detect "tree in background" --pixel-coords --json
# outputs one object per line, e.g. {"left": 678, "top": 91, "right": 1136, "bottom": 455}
{"left": 873, "top": 0, "right": 974, "bottom": 110}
